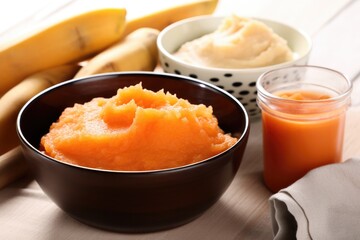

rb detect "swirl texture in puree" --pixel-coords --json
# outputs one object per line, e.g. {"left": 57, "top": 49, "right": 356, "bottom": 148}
{"left": 40, "top": 83, "right": 237, "bottom": 171}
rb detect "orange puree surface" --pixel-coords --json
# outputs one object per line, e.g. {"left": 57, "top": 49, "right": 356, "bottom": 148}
{"left": 40, "top": 83, "right": 237, "bottom": 171}
{"left": 262, "top": 90, "right": 345, "bottom": 192}
{"left": 277, "top": 90, "right": 331, "bottom": 100}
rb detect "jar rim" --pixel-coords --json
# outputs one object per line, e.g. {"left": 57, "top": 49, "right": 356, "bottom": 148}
{"left": 256, "top": 65, "right": 353, "bottom": 105}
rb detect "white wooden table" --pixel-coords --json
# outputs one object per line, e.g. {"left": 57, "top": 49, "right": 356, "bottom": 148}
{"left": 1, "top": 0, "right": 359, "bottom": 239}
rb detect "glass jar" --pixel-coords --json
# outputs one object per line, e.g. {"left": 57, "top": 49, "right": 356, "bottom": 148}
{"left": 256, "top": 65, "right": 352, "bottom": 192}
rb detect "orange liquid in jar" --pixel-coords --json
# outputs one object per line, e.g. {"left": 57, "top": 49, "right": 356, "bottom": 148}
{"left": 262, "top": 90, "right": 346, "bottom": 192}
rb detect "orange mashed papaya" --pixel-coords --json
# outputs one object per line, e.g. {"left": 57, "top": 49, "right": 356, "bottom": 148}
{"left": 40, "top": 83, "right": 237, "bottom": 171}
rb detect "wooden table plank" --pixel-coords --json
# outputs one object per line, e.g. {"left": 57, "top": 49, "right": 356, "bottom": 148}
{"left": 308, "top": 0, "right": 360, "bottom": 81}
{"left": 216, "top": 0, "right": 353, "bottom": 36}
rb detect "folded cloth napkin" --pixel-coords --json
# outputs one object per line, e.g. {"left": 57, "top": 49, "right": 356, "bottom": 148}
{"left": 269, "top": 158, "right": 360, "bottom": 240}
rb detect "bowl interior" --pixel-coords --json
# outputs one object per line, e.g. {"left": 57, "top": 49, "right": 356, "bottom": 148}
{"left": 18, "top": 72, "right": 249, "bottom": 167}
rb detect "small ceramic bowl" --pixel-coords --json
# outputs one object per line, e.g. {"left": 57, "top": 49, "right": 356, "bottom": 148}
{"left": 16, "top": 72, "right": 250, "bottom": 233}
{"left": 157, "top": 15, "right": 312, "bottom": 119}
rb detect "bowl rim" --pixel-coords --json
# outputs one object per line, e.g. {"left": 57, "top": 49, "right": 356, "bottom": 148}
{"left": 157, "top": 15, "right": 312, "bottom": 73}
{"left": 17, "top": 71, "right": 250, "bottom": 175}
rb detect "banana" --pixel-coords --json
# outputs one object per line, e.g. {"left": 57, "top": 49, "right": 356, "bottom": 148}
{"left": 75, "top": 27, "right": 160, "bottom": 77}
{"left": 0, "top": 64, "right": 80, "bottom": 155}
{"left": 123, "top": 0, "right": 219, "bottom": 36}
{"left": 0, "top": 8, "right": 126, "bottom": 96}
{"left": 0, "top": 146, "right": 26, "bottom": 190}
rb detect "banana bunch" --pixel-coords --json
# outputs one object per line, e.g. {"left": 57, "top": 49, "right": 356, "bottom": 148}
{"left": 0, "top": 0, "right": 219, "bottom": 189}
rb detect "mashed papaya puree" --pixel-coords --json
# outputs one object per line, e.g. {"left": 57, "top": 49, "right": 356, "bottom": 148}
{"left": 40, "top": 83, "right": 237, "bottom": 171}
{"left": 262, "top": 90, "right": 346, "bottom": 192}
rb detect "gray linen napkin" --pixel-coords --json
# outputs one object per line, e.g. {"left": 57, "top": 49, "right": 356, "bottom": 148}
{"left": 269, "top": 158, "right": 360, "bottom": 240}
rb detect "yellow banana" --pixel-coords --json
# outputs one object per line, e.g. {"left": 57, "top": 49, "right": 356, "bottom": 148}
{"left": 75, "top": 27, "right": 160, "bottom": 77}
{"left": 0, "top": 64, "right": 80, "bottom": 155}
{"left": 0, "top": 8, "right": 126, "bottom": 96}
{"left": 123, "top": 0, "right": 219, "bottom": 36}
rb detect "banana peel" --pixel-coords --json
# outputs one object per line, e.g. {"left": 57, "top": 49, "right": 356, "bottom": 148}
{"left": 123, "top": 0, "right": 218, "bottom": 36}
{"left": 75, "top": 27, "right": 159, "bottom": 77}
{"left": 0, "top": 8, "right": 126, "bottom": 96}
{"left": 0, "top": 64, "right": 80, "bottom": 155}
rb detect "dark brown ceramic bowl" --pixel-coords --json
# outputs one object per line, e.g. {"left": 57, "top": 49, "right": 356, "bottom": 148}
{"left": 16, "top": 72, "right": 249, "bottom": 233}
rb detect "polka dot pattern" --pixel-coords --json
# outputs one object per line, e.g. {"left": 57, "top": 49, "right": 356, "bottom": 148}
{"left": 160, "top": 54, "right": 262, "bottom": 119}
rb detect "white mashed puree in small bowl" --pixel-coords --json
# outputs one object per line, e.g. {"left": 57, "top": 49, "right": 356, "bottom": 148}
{"left": 174, "top": 15, "right": 294, "bottom": 69}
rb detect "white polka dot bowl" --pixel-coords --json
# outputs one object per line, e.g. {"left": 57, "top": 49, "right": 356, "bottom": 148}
{"left": 157, "top": 15, "right": 312, "bottom": 120}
